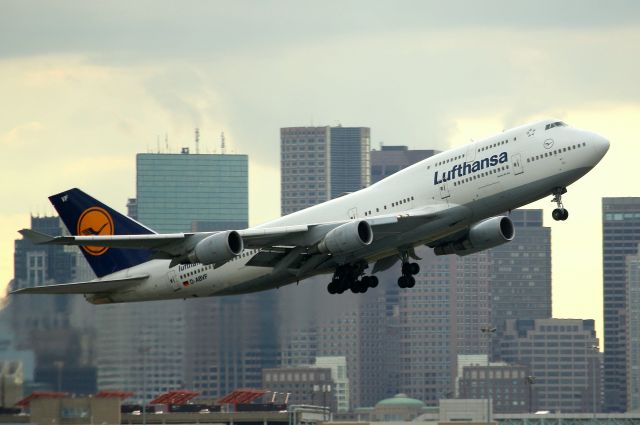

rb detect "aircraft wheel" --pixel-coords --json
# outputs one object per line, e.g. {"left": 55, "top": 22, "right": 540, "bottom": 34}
{"left": 327, "top": 281, "right": 338, "bottom": 294}
{"left": 406, "top": 275, "right": 416, "bottom": 288}
{"left": 552, "top": 208, "right": 567, "bottom": 221}
{"left": 409, "top": 262, "right": 420, "bottom": 275}
{"left": 369, "top": 276, "right": 379, "bottom": 288}
{"left": 398, "top": 276, "right": 407, "bottom": 288}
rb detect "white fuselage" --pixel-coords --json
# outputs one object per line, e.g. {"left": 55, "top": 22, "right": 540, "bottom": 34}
{"left": 87, "top": 120, "right": 609, "bottom": 303}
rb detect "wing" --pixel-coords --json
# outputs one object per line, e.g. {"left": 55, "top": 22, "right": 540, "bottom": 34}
{"left": 19, "top": 203, "right": 452, "bottom": 273}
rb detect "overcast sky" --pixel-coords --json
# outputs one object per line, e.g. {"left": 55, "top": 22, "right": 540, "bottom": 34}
{"left": 2, "top": 1, "right": 640, "bottom": 337}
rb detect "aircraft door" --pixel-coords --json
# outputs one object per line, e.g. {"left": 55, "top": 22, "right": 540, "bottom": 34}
{"left": 511, "top": 153, "right": 524, "bottom": 175}
{"left": 167, "top": 269, "right": 181, "bottom": 290}
{"left": 465, "top": 145, "right": 476, "bottom": 163}
{"left": 439, "top": 182, "right": 450, "bottom": 200}
{"left": 348, "top": 207, "right": 358, "bottom": 219}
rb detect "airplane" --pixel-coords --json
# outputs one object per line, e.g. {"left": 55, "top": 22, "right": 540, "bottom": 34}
{"left": 12, "top": 118, "right": 609, "bottom": 304}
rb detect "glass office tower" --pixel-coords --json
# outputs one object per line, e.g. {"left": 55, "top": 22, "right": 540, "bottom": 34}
{"left": 136, "top": 151, "right": 248, "bottom": 232}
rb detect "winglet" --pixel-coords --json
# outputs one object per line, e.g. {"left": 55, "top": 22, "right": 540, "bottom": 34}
{"left": 19, "top": 229, "right": 56, "bottom": 244}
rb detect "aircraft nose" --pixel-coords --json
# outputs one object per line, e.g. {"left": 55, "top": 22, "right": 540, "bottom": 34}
{"left": 592, "top": 133, "right": 610, "bottom": 158}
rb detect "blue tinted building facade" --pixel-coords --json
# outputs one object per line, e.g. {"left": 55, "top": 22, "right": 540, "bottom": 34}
{"left": 98, "top": 150, "right": 276, "bottom": 400}
{"left": 136, "top": 152, "right": 248, "bottom": 232}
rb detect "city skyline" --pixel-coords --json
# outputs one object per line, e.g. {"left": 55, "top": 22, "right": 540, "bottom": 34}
{"left": 3, "top": 1, "right": 640, "bottom": 343}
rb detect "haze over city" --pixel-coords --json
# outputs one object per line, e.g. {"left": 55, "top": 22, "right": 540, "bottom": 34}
{"left": 2, "top": 0, "right": 640, "bottom": 341}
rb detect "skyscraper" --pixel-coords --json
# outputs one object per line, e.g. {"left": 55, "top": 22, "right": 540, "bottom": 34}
{"left": 626, "top": 245, "right": 640, "bottom": 411}
{"left": 394, "top": 247, "right": 491, "bottom": 404}
{"left": 10, "top": 216, "right": 96, "bottom": 394}
{"left": 96, "top": 149, "right": 274, "bottom": 400}
{"left": 370, "top": 145, "right": 440, "bottom": 184}
{"left": 489, "top": 209, "right": 551, "bottom": 335}
{"left": 602, "top": 198, "right": 640, "bottom": 412}
{"left": 280, "top": 126, "right": 370, "bottom": 215}
{"left": 136, "top": 150, "right": 248, "bottom": 232}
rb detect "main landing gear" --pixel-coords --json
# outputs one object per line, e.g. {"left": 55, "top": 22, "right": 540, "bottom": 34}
{"left": 327, "top": 262, "right": 379, "bottom": 295}
{"left": 397, "top": 251, "right": 420, "bottom": 288}
{"left": 551, "top": 187, "right": 569, "bottom": 221}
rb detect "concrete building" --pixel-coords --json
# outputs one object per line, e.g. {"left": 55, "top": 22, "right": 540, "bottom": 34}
{"left": 30, "top": 396, "right": 121, "bottom": 425}
{"left": 498, "top": 318, "right": 600, "bottom": 413}
{"left": 314, "top": 357, "right": 349, "bottom": 413}
{"left": 280, "top": 126, "right": 370, "bottom": 215}
{"left": 489, "top": 209, "right": 551, "bottom": 336}
{"left": 262, "top": 366, "right": 337, "bottom": 412}
{"left": 0, "top": 361, "right": 24, "bottom": 407}
{"left": 626, "top": 244, "right": 640, "bottom": 411}
{"left": 458, "top": 362, "right": 531, "bottom": 413}
{"left": 97, "top": 149, "right": 276, "bottom": 400}
{"left": 603, "top": 198, "right": 640, "bottom": 412}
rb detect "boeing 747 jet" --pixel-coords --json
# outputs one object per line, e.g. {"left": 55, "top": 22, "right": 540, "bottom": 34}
{"left": 13, "top": 119, "right": 609, "bottom": 303}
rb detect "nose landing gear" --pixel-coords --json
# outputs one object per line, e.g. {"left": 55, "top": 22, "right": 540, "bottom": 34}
{"left": 551, "top": 187, "right": 569, "bottom": 221}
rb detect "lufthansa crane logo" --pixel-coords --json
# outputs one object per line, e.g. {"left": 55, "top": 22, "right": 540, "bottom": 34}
{"left": 77, "top": 207, "right": 114, "bottom": 256}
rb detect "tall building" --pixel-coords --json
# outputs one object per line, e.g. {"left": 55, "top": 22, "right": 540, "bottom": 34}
{"left": 490, "top": 209, "right": 551, "bottom": 364}
{"left": 10, "top": 216, "right": 96, "bottom": 394}
{"left": 370, "top": 145, "right": 440, "bottom": 184}
{"left": 329, "top": 127, "right": 370, "bottom": 199}
{"left": 96, "top": 150, "right": 276, "bottom": 400}
{"left": 280, "top": 126, "right": 370, "bottom": 215}
{"left": 136, "top": 150, "right": 248, "bottom": 232}
{"left": 626, "top": 244, "right": 640, "bottom": 411}
{"left": 369, "top": 146, "right": 440, "bottom": 318}
{"left": 394, "top": 247, "right": 491, "bottom": 404}
{"left": 498, "top": 318, "right": 600, "bottom": 413}
{"left": 602, "top": 198, "right": 640, "bottom": 412}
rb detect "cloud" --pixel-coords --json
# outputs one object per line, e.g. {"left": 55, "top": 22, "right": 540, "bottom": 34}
{"left": 2, "top": 1, "right": 640, "bottom": 61}
{"left": 2, "top": 122, "right": 43, "bottom": 145}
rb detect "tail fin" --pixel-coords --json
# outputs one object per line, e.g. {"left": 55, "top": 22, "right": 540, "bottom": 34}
{"left": 49, "top": 188, "right": 155, "bottom": 278}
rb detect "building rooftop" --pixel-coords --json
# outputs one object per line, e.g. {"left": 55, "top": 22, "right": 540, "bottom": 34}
{"left": 375, "top": 393, "right": 425, "bottom": 408}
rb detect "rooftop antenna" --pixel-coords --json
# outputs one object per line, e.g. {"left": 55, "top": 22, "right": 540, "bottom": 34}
{"left": 220, "top": 131, "right": 226, "bottom": 155}
{"left": 195, "top": 128, "right": 200, "bottom": 154}
{"left": 156, "top": 135, "right": 160, "bottom": 153}
{"left": 165, "top": 133, "right": 169, "bottom": 152}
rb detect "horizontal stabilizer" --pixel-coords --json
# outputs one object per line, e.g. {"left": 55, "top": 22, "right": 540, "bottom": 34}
{"left": 10, "top": 275, "right": 149, "bottom": 295}
{"left": 19, "top": 229, "right": 56, "bottom": 244}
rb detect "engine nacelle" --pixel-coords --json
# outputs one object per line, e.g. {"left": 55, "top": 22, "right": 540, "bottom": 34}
{"left": 187, "top": 231, "right": 244, "bottom": 265}
{"left": 317, "top": 220, "right": 373, "bottom": 255}
{"left": 434, "top": 216, "right": 514, "bottom": 256}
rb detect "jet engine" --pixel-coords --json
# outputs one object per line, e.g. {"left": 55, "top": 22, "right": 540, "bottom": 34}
{"left": 317, "top": 220, "right": 373, "bottom": 255}
{"left": 434, "top": 216, "right": 514, "bottom": 256}
{"left": 187, "top": 231, "right": 244, "bottom": 265}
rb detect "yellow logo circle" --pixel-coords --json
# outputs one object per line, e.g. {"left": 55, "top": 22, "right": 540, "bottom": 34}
{"left": 77, "top": 207, "right": 114, "bottom": 256}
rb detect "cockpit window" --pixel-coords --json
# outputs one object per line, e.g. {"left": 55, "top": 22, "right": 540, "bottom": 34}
{"left": 545, "top": 121, "right": 567, "bottom": 130}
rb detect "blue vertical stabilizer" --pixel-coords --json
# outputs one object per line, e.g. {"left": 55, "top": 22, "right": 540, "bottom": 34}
{"left": 49, "top": 188, "right": 155, "bottom": 278}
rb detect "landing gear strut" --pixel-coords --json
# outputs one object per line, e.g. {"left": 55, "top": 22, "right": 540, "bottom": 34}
{"left": 327, "top": 262, "right": 379, "bottom": 295}
{"left": 397, "top": 252, "right": 420, "bottom": 289}
{"left": 551, "top": 187, "right": 569, "bottom": 221}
